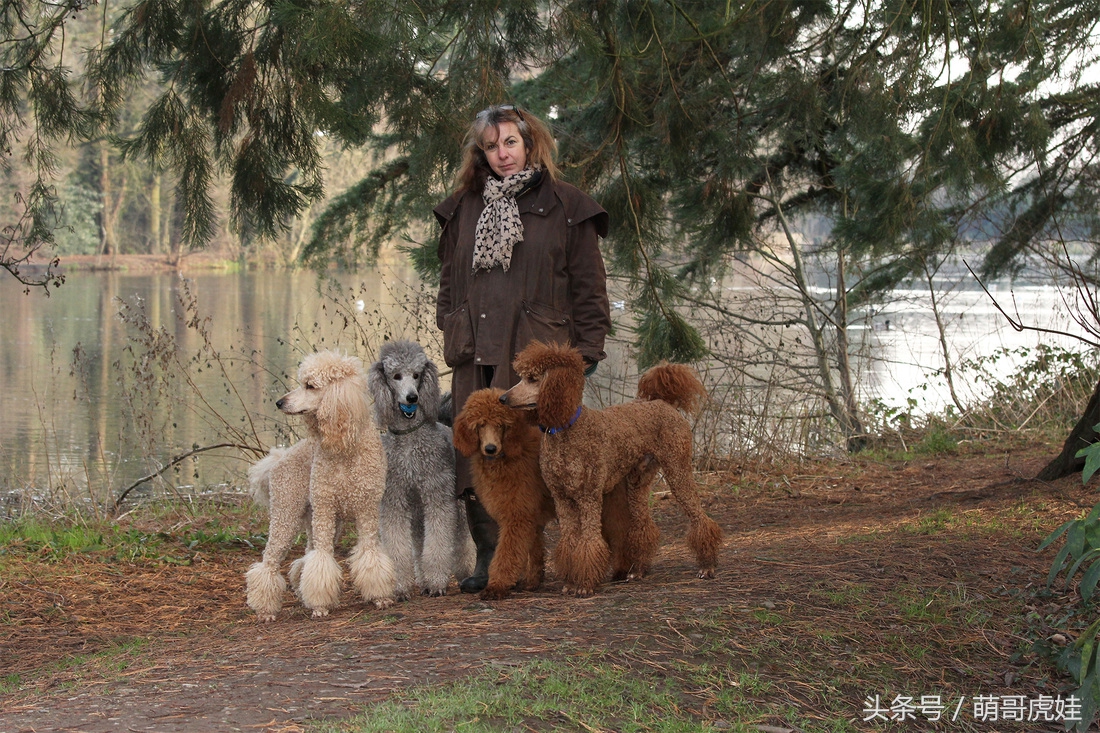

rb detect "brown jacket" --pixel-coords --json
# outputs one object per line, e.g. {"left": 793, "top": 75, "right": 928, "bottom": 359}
{"left": 434, "top": 174, "right": 611, "bottom": 372}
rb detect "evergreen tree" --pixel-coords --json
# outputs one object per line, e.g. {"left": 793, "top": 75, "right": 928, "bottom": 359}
{"left": 1, "top": 0, "right": 98, "bottom": 291}
{"left": 7, "top": 0, "right": 1100, "bottom": 451}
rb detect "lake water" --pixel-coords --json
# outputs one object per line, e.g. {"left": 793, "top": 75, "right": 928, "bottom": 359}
{"left": 1, "top": 260, "right": 443, "bottom": 510}
{"left": 0, "top": 260, "right": 1087, "bottom": 509}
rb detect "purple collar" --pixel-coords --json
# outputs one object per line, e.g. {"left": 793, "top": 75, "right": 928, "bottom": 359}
{"left": 540, "top": 406, "right": 582, "bottom": 435}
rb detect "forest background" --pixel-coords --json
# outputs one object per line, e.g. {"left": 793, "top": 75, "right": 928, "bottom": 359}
{"left": 6, "top": 0, "right": 1100, "bottom": 470}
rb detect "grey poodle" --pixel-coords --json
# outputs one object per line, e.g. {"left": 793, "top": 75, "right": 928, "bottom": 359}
{"left": 368, "top": 340, "right": 474, "bottom": 598}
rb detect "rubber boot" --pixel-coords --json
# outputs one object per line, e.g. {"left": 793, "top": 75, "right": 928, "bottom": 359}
{"left": 460, "top": 493, "right": 499, "bottom": 593}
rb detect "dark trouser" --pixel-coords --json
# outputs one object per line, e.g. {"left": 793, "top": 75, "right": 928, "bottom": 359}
{"left": 459, "top": 489, "right": 500, "bottom": 592}
{"left": 453, "top": 363, "right": 518, "bottom": 592}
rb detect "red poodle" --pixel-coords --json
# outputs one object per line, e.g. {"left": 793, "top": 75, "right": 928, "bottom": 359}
{"left": 501, "top": 341, "right": 723, "bottom": 597}
{"left": 453, "top": 388, "right": 660, "bottom": 600}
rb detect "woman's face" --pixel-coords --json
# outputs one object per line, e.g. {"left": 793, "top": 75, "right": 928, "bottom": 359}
{"left": 481, "top": 121, "right": 528, "bottom": 178}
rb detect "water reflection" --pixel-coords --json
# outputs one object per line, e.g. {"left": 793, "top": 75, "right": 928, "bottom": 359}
{"left": 0, "top": 264, "right": 441, "bottom": 505}
{"left": 0, "top": 262, "right": 1086, "bottom": 506}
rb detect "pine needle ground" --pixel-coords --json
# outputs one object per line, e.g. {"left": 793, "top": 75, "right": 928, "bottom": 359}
{"left": 0, "top": 440, "right": 1093, "bottom": 732}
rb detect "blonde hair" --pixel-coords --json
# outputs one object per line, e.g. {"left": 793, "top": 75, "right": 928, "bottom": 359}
{"left": 454, "top": 105, "right": 560, "bottom": 194}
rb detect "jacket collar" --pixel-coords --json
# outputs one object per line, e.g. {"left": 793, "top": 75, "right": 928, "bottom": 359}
{"left": 436, "top": 173, "right": 557, "bottom": 223}
{"left": 516, "top": 170, "right": 556, "bottom": 217}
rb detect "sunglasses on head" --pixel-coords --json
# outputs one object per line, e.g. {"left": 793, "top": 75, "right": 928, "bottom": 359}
{"left": 477, "top": 104, "right": 525, "bottom": 121}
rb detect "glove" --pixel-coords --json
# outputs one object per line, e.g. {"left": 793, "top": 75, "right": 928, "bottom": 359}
{"left": 583, "top": 359, "right": 598, "bottom": 377}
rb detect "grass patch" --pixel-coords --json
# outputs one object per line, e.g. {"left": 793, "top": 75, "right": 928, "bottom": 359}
{"left": 902, "top": 508, "right": 957, "bottom": 535}
{"left": 0, "top": 519, "right": 109, "bottom": 556}
{"left": 317, "top": 658, "right": 773, "bottom": 733}
{"left": 913, "top": 424, "right": 958, "bottom": 455}
{"left": 0, "top": 508, "right": 264, "bottom": 565}
{"left": 4, "top": 638, "right": 151, "bottom": 694}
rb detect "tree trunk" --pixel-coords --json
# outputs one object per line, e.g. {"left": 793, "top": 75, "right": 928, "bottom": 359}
{"left": 99, "top": 141, "right": 114, "bottom": 256}
{"left": 1037, "top": 376, "right": 1100, "bottom": 480}
{"left": 150, "top": 173, "right": 162, "bottom": 255}
{"left": 772, "top": 193, "right": 865, "bottom": 451}
{"left": 924, "top": 257, "right": 966, "bottom": 414}
{"left": 834, "top": 246, "right": 867, "bottom": 452}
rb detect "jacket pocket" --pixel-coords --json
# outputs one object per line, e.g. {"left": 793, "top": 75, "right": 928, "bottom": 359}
{"left": 442, "top": 302, "right": 476, "bottom": 367}
{"left": 517, "top": 300, "right": 573, "bottom": 349}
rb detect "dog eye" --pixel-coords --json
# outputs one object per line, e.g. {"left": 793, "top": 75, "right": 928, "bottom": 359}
{"left": 305, "top": 382, "right": 317, "bottom": 390}
{"left": 392, "top": 373, "right": 401, "bottom": 381}
{"left": 413, "top": 372, "right": 420, "bottom": 381}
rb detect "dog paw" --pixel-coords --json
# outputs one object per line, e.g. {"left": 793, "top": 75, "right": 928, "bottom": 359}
{"left": 480, "top": 586, "right": 511, "bottom": 601}
{"left": 627, "top": 570, "right": 647, "bottom": 581}
{"left": 697, "top": 568, "right": 716, "bottom": 579}
{"left": 256, "top": 613, "right": 277, "bottom": 623}
{"left": 561, "top": 584, "right": 596, "bottom": 598}
{"left": 310, "top": 608, "right": 331, "bottom": 619}
{"left": 372, "top": 597, "right": 395, "bottom": 610}
{"left": 423, "top": 589, "right": 447, "bottom": 598}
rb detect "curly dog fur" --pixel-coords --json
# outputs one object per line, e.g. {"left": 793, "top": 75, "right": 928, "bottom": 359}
{"left": 501, "top": 341, "right": 723, "bottom": 596}
{"left": 245, "top": 351, "right": 395, "bottom": 620}
{"left": 452, "top": 389, "right": 554, "bottom": 600}
{"left": 368, "top": 340, "right": 474, "bottom": 599}
{"left": 454, "top": 388, "right": 662, "bottom": 600}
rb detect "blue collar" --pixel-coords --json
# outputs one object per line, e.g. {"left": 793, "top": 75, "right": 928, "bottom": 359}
{"left": 540, "top": 406, "right": 582, "bottom": 435}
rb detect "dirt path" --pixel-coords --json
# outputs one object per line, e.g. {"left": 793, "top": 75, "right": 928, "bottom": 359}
{"left": 1, "top": 446, "right": 1091, "bottom": 732}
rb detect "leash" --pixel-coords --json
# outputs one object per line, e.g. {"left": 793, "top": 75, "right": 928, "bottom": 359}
{"left": 539, "top": 406, "right": 582, "bottom": 435}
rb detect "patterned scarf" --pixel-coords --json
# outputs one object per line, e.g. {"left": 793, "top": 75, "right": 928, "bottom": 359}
{"left": 472, "top": 167, "right": 539, "bottom": 272}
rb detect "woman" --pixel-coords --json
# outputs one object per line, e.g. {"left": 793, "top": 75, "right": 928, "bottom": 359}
{"left": 435, "top": 104, "right": 612, "bottom": 593}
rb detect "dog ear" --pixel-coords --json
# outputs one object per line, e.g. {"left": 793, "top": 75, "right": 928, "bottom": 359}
{"left": 317, "top": 370, "right": 368, "bottom": 453}
{"left": 366, "top": 357, "right": 385, "bottom": 397}
{"left": 366, "top": 357, "right": 393, "bottom": 424}
{"left": 419, "top": 358, "right": 442, "bottom": 422}
{"left": 537, "top": 363, "right": 585, "bottom": 429}
{"left": 451, "top": 406, "right": 479, "bottom": 457}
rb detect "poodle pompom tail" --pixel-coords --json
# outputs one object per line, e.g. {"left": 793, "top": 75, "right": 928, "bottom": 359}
{"left": 247, "top": 449, "right": 287, "bottom": 508}
{"left": 245, "top": 562, "right": 288, "bottom": 621}
{"left": 287, "top": 556, "right": 306, "bottom": 592}
{"left": 297, "top": 549, "right": 343, "bottom": 615}
{"left": 348, "top": 541, "right": 397, "bottom": 604}
{"left": 636, "top": 363, "right": 708, "bottom": 415}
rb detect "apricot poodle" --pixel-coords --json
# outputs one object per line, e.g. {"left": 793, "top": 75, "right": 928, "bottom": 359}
{"left": 501, "top": 341, "right": 723, "bottom": 597}
{"left": 453, "top": 388, "right": 662, "bottom": 599}
{"left": 245, "top": 350, "right": 395, "bottom": 620}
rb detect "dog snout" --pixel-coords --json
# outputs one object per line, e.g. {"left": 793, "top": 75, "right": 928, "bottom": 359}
{"left": 498, "top": 392, "right": 509, "bottom": 405}
{"left": 276, "top": 397, "right": 286, "bottom": 410}
{"left": 406, "top": 393, "right": 418, "bottom": 404}
{"left": 483, "top": 443, "right": 498, "bottom": 456}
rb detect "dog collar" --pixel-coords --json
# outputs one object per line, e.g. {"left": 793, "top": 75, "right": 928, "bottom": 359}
{"left": 388, "top": 421, "right": 425, "bottom": 436}
{"left": 540, "top": 406, "right": 582, "bottom": 435}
